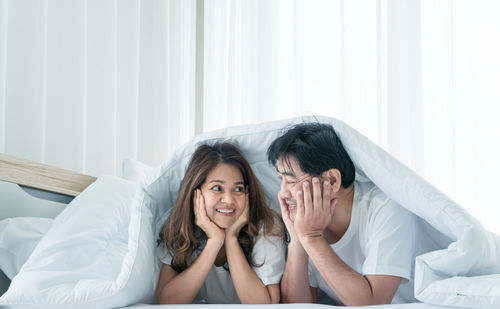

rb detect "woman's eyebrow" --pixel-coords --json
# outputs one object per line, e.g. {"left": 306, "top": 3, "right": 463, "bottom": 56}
{"left": 207, "top": 180, "right": 245, "bottom": 185}
{"left": 207, "top": 179, "right": 225, "bottom": 184}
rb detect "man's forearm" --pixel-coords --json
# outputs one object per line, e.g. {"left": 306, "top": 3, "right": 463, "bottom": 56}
{"left": 301, "top": 236, "right": 380, "bottom": 306}
{"left": 281, "top": 241, "right": 314, "bottom": 303}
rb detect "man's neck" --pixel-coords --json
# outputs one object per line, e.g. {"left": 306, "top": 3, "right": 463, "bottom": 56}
{"left": 324, "top": 183, "right": 355, "bottom": 244}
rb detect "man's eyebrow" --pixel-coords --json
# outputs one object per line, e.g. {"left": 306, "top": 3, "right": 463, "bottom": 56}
{"left": 278, "top": 170, "right": 296, "bottom": 178}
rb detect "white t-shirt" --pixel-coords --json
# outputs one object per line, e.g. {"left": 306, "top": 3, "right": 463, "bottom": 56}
{"left": 157, "top": 232, "right": 286, "bottom": 304}
{"left": 308, "top": 181, "right": 418, "bottom": 304}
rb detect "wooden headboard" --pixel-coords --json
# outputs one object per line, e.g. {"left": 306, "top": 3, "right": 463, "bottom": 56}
{"left": 0, "top": 153, "right": 96, "bottom": 197}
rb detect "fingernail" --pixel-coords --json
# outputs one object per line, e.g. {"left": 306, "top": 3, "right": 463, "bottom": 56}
{"left": 303, "top": 182, "right": 309, "bottom": 188}
{"left": 324, "top": 181, "right": 329, "bottom": 187}
{"left": 312, "top": 177, "right": 319, "bottom": 183}
{"left": 297, "top": 191, "right": 302, "bottom": 196}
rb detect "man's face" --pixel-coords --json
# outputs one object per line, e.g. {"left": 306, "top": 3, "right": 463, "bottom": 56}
{"left": 277, "top": 156, "right": 312, "bottom": 221}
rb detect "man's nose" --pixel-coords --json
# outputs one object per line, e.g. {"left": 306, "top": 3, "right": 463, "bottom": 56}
{"left": 279, "top": 179, "right": 291, "bottom": 199}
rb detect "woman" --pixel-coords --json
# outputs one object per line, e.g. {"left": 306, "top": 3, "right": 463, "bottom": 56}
{"left": 156, "top": 141, "right": 285, "bottom": 304}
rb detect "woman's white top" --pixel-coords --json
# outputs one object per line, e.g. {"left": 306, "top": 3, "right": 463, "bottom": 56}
{"left": 158, "top": 231, "right": 286, "bottom": 304}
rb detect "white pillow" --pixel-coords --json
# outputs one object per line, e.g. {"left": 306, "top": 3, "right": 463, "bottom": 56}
{"left": 0, "top": 176, "right": 160, "bottom": 308}
{"left": 0, "top": 158, "right": 154, "bottom": 284}
{"left": 0, "top": 217, "right": 52, "bottom": 279}
{"left": 122, "top": 158, "right": 156, "bottom": 183}
{"left": 0, "top": 156, "right": 155, "bottom": 284}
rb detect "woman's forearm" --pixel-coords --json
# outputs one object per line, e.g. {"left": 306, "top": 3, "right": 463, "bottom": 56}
{"left": 158, "top": 239, "right": 222, "bottom": 304}
{"left": 225, "top": 236, "right": 276, "bottom": 304}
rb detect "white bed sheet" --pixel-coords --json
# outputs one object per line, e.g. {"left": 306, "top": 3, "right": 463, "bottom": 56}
{"left": 124, "top": 303, "right": 457, "bottom": 309}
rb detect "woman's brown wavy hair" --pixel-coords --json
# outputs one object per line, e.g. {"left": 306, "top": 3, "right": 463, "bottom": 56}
{"left": 159, "top": 141, "right": 285, "bottom": 272}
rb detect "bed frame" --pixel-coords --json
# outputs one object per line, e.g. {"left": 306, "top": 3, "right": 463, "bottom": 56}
{"left": 0, "top": 153, "right": 96, "bottom": 202}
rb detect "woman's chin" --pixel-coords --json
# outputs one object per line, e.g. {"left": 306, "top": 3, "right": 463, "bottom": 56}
{"left": 214, "top": 219, "right": 234, "bottom": 230}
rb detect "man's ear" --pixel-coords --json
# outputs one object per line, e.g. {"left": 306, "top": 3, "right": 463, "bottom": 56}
{"left": 322, "top": 169, "right": 342, "bottom": 193}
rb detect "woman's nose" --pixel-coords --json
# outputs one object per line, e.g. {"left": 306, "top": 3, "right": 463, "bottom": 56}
{"left": 221, "top": 191, "right": 236, "bottom": 204}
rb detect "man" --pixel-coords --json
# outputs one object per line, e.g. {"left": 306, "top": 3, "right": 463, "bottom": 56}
{"left": 267, "top": 122, "right": 417, "bottom": 306}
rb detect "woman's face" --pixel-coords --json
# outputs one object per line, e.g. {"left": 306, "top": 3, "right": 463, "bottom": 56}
{"left": 200, "top": 163, "right": 247, "bottom": 229}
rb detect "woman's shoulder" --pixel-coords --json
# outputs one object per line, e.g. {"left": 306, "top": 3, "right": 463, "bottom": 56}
{"left": 254, "top": 225, "right": 286, "bottom": 250}
{"left": 259, "top": 210, "right": 286, "bottom": 237}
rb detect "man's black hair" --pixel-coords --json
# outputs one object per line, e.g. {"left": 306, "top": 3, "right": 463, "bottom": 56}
{"left": 267, "top": 122, "right": 355, "bottom": 188}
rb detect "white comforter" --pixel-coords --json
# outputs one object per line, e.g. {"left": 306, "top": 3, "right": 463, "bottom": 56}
{"left": 148, "top": 116, "right": 500, "bottom": 308}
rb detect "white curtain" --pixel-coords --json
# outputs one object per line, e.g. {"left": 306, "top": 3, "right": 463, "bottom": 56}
{"left": 1, "top": 0, "right": 500, "bottom": 234}
{"left": 0, "top": 0, "right": 196, "bottom": 176}
{"left": 203, "top": 0, "right": 500, "bottom": 234}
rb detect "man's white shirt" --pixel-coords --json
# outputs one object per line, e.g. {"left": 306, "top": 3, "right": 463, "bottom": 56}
{"left": 308, "top": 181, "right": 418, "bottom": 304}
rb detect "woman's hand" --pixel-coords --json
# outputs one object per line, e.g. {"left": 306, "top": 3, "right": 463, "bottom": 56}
{"left": 225, "top": 193, "right": 250, "bottom": 238}
{"left": 194, "top": 189, "right": 225, "bottom": 243}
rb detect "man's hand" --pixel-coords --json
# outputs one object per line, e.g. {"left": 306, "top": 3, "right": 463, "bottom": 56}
{"left": 294, "top": 178, "right": 336, "bottom": 242}
{"left": 278, "top": 194, "right": 300, "bottom": 244}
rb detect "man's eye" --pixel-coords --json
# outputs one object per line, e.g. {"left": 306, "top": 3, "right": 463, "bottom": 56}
{"left": 211, "top": 185, "right": 221, "bottom": 191}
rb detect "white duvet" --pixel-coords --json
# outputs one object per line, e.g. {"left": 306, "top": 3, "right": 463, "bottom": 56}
{"left": 2, "top": 116, "right": 499, "bottom": 308}
{"left": 146, "top": 116, "right": 500, "bottom": 308}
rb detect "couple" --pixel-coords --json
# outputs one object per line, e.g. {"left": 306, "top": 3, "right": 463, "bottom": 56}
{"left": 156, "top": 122, "right": 418, "bottom": 306}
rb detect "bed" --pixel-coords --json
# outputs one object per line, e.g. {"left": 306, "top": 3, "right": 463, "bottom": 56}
{"left": 1, "top": 116, "right": 499, "bottom": 309}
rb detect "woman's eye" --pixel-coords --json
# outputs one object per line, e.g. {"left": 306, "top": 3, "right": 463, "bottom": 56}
{"left": 234, "top": 186, "right": 244, "bottom": 192}
{"left": 211, "top": 185, "right": 221, "bottom": 191}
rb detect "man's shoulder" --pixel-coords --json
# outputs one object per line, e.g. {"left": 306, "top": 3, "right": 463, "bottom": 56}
{"left": 355, "top": 181, "right": 414, "bottom": 222}
{"left": 355, "top": 181, "right": 391, "bottom": 207}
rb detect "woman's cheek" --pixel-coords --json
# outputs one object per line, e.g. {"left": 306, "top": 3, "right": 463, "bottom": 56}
{"left": 202, "top": 194, "right": 217, "bottom": 217}
{"left": 236, "top": 196, "right": 247, "bottom": 211}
